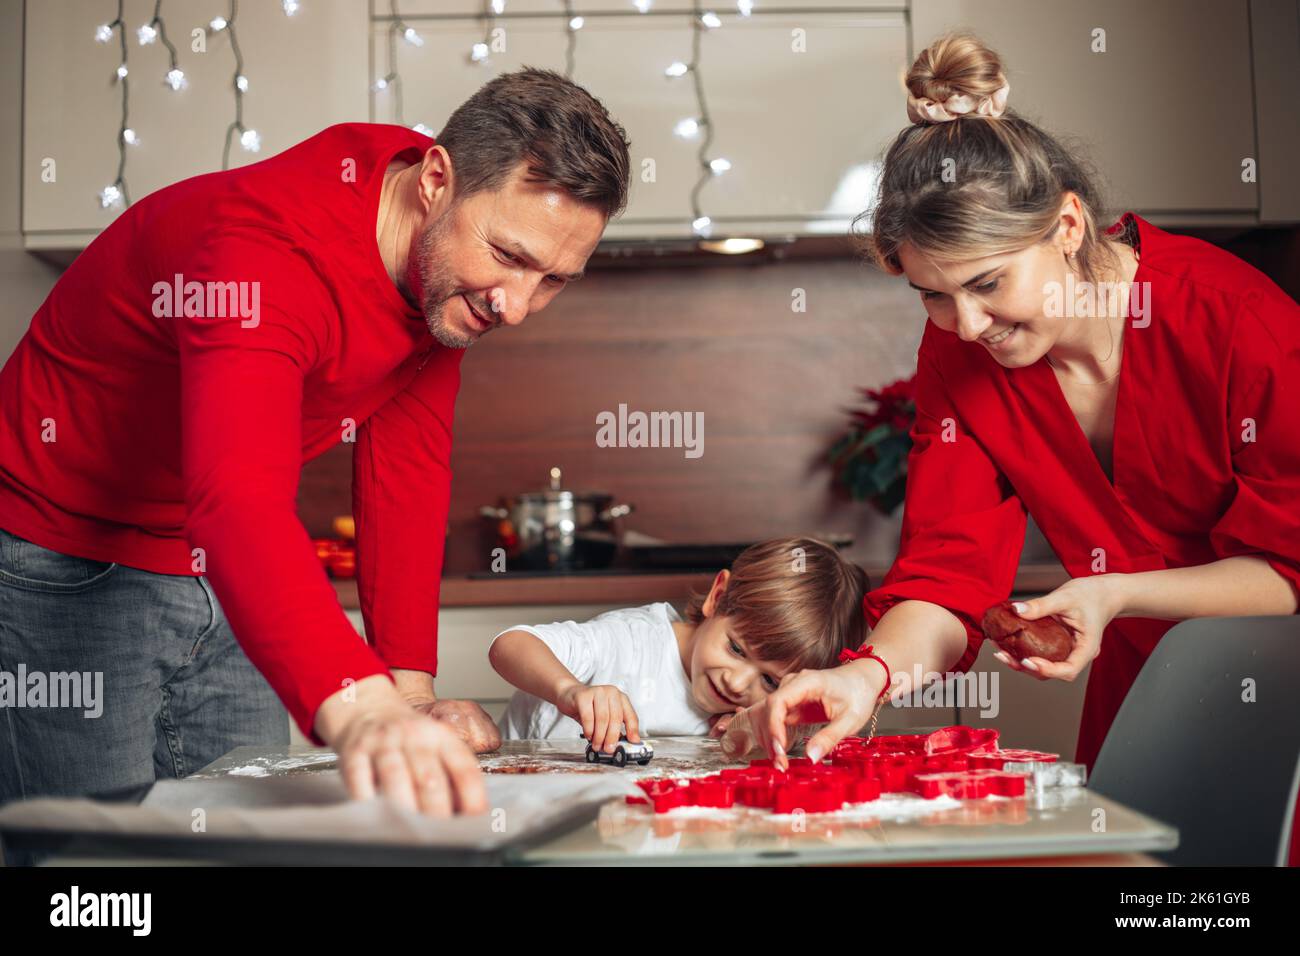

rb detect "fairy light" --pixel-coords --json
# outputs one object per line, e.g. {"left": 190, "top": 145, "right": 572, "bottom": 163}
{"left": 375, "top": 1, "right": 427, "bottom": 125}
{"left": 736, "top": 0, "right": 753, "bottom": 15}
{"left": 214, "top": 0, "right": 259, "bottom": 168}
{"left": 633, "top": 0, "right": 653, "bottom": 12}
{"left": 97, "top": 1, "right": 130, "bottom": 209}
{"left": 282, "top": 0, "right": 301, "bottom": 15}
{"left": 684, "top": 1, "right": 730, "bottom": 237}
{"left": 138, "top": 1, "right": 184, "bottom": 91}
{"left": 468, "top": 0, "right": 500, "bottom": 67}
{"left": 560, "top": 0, "right": 584, "bottom": 78}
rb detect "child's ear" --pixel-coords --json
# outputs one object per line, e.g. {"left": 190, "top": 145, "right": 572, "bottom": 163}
{"left": 701, "top": 569, "right": 730, "bottom": 617}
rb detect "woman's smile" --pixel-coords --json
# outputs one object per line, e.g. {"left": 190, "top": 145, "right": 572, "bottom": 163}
{"left": 982, "top": 323, "right": 1020, "bottom": 349}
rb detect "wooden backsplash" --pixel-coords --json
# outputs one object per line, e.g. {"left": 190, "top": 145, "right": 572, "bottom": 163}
{"left": 297, "top": 225, "right": 1299, "bottom": 575}
{"left": 298, "top": 250, "right": 932, "bottom": 573}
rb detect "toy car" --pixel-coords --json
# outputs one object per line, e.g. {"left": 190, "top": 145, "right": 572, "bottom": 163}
{"left": 582, "top": 733, "right": 653, "bottom": 767}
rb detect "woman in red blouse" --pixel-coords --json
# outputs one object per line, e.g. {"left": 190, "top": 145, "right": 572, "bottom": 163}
{"left": 730, "top": 33, "right": 1300, "bottom": 854}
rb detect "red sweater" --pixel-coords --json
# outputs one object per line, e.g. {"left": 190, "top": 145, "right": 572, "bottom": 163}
{"left": 0, "top": 124, "right": 462, "bottom": 741}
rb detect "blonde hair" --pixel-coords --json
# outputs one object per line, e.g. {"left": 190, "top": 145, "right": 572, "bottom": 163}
{"left": 684, "top": 536, "right": 869, "bottom": 670}
{"left": 856, "top": 32, "right": 1136, "bottom": 286}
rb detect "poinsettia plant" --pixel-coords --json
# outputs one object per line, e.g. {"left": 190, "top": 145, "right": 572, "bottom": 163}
{"left": 828, "top": 374, "right": 916, "bottom": 515}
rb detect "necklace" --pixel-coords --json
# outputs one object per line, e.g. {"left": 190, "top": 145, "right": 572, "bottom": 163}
{"left": 1046, "top": 255, "right": 1128, "bottom": 385}
{"left": 1046, "top": 315, "right": 1122, "bottom": 385}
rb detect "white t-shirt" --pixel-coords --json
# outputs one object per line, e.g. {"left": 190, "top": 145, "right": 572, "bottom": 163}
{"left": 492, "top": 602, "right": 715, "bottom": 740}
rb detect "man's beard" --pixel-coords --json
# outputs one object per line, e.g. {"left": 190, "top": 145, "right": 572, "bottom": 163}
{"left": 411, "top": 213, "right": 488, "bottom": 350}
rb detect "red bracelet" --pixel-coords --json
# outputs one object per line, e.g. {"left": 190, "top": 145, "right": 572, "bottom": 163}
{"left": 838, "top": 643, "right": 891, "bottom": 700}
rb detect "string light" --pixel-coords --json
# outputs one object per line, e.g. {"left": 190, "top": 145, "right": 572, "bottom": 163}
{"left": 563, "top": 1, "right": 580, "bottom": 79}
{"left": 736, "top": 0, "right": 753, "bottom": 15}
{"left": 282, "top": 0, "right": 301, "bottom": 15}
{"left": 375, "top": 1, "right": 428, "bottom": 127}
{"left": 97, "top": 1, "right": 130, "bottom": 209}
{"left": 633, "top": 0, "right": 653, "bottom": 12}
{"left": 137, "top": 0, "right": 183, "bottom": 95}
{"left": 673, "top": 117, "right": 700, "bottom": 139}
{"left": 213, "top": 0, "right": 259, "bottom": 168}
{"left": 468, "top": 0, "right": 501, "bottom": 66}
{"left": 683, "top": 1, "right": 731, "bottom": 237}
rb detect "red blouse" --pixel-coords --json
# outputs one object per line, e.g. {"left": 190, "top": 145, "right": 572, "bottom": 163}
{"left": 863, "top": 212, "right": 1300, "bottom": 779}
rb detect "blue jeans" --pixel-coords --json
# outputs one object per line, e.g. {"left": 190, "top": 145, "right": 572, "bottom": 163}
{"left": 0, "top": 527, "right": 288, "bottom": 804}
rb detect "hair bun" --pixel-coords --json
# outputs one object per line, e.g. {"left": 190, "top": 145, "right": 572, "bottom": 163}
{"left": 906, "top": 32, "right": 1011, "bottom": 124}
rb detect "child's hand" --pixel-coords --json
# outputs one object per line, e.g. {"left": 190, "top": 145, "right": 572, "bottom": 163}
{"left": 557, "top": 684, "right": 642, "bottom": 753}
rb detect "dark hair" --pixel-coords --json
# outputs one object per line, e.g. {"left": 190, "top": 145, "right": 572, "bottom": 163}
{"left": 684, "top": 536, "right": 870, "bottom": 671}
{"left": 437, "top": 67, "right": 631, "bottom": 220}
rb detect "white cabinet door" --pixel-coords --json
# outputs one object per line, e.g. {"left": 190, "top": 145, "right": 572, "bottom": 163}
{"left": 911, "top": 0, "right": 1258, "bottom": 221}
{"left": 23, "top": 0, "right": 369, "bottom": 243}
{"left": 373, "top": 8, "right": 909, "bottom": 239}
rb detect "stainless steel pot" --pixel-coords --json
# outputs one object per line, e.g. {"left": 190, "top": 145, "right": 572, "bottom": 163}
{"left": 479, "top": 467, "right": 635, "bottom": 571}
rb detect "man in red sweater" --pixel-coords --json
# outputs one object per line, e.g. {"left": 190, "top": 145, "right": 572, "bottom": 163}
{"left": 0, "top": 69, "right": 630, "bottom": 816}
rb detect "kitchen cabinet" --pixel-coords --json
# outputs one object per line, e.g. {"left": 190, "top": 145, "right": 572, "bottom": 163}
{"left": 911, "top": 0, "right": 1261, "bottom": 223}
{"left": 372, "top": 5, "right": 910, "bottom": 240}
{"left": 23, "top": 0, "right": 1291, "bottom": 253}
{"left": 22, "top": 0, "right": 369, "bottom": 249}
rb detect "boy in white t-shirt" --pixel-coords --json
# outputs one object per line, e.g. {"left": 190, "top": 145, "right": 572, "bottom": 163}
{"left": 488, "top": 537, "right": 869, "bottom": 754}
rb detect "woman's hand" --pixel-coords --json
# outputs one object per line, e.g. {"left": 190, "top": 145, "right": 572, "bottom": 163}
{"left": 708, "top": 707, "right": 744, "bottom": 738}
{"left": 556, "top": 683, "right": 642, "bottom": 752}
{"left": 722, "top": 660, "right": 887, "bottom": 769}
{"left": 999, "top": 575, "right": 1127, "bottom": 681}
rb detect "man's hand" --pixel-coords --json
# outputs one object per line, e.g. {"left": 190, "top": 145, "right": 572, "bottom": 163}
{"left": 414, "top": 698, "right": 502, "bottom": 754}
{"left": 390, "top": 668, "right": 502, "bottom": 753}
{"left": 314, "top": 674, "right": 488, "bottom": 817}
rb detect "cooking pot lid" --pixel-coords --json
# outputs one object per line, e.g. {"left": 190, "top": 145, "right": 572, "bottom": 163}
{"left": 517, "top": 467, "right": 611, "bottom": 502}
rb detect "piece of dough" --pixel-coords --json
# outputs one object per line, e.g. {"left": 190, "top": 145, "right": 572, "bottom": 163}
{"left": 981, "top": 601, "right": 1073, "bottom": 662}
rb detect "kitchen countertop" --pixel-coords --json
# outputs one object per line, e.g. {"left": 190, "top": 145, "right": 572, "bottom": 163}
{"left": 332, "top": 562, "right": 1071, "bottom": 609}
{"left": 2, "top": 736, "right": 1170, "bottom": 866}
